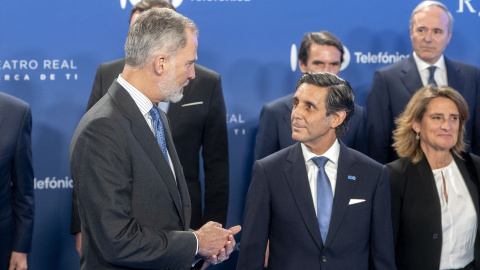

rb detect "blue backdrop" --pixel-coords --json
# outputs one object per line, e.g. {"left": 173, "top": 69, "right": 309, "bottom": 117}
{"left": 1, "top": 0, "right": 479, "bottom": 269}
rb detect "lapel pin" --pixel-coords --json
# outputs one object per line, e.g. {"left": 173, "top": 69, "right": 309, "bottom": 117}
{"left": 348, "top": 175, "right": 356, "bottom": 181}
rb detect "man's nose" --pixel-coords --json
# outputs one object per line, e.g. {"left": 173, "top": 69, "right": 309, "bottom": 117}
{"left": 188, "top": 66, "right": 195, "bottom": 80}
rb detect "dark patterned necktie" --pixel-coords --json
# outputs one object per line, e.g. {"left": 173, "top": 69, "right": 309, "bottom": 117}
{"left": 149, "top": 106, "right": 170, "bottom": 166}
{"left": 428, "top": 66, "right": 437, "bottom": 86}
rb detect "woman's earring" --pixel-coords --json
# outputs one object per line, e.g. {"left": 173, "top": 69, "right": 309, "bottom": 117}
{"left": 416, "top": 132, "right": 420, "bottom": 140}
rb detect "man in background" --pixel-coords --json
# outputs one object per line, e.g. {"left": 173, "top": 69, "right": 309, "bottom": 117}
{"left": 0, "top": 92, "right": 34, "bottom": 270}
{"left": 71, "top": 0, "right": 229, "bottom": 258}
{"left": 367, "top": 0, "right": 480, "bottom": 164}
{"left": 254, "top": 31, "right": 366, "bottom": 161}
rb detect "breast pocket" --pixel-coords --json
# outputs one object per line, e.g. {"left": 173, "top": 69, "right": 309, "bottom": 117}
{"left": 346, "top": 201, "right": 371, "bottom": 213}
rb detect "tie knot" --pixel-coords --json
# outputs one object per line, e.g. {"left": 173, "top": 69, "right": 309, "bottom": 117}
{"left": 428, "top": 66, "right": 437, "bottom": 75}
{"left": 311, "top": 156, "right": 329, "bottom": 168}
{"left": 149, "top": 106, "right": 161, "bottom": 121}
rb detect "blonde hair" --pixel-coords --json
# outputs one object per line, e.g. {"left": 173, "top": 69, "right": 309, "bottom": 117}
{"left": 392, "top": 85, "right": 469, "bottom": 163}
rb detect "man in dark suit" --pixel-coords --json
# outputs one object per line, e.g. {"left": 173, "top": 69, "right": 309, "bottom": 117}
{"left": 237, "top": 72, "right": 395, "bottom": 269}
{"left": 254, "top": 31, "right": 366, "bottom": 161}
{"left": 71, "top": 0, "right": 229, "bottom": 257}
{"left": 69, "top": 8, "right": 239, "bottom": 269}
{"left": 0, "top": 92, "right": 34, "bottom": 270}
{"left": 367, "top": 0, "right": 480, "bottom": 164}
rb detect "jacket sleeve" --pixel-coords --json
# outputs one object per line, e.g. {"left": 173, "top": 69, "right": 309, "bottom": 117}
{"left": 236, "top": 161, "right": 271, "bottom": 270}
{"left": 201, "top": 73, "right": 229, "bottom": 227}
{"left": 11, "top": 105, "right": 35, "bottom": 253}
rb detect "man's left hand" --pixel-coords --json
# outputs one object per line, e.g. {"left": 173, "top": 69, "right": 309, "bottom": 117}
{"left": 9, "top": 252, "right": 28, "bottom": 270}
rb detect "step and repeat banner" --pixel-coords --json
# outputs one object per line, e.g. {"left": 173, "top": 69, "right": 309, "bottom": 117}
{"left": 1, "top": 0, "right": 479, "bottom": 269}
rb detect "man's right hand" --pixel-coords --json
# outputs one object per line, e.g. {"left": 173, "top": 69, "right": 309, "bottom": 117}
{"left": 75, "top": 232, "right": 82, "bottom": 256}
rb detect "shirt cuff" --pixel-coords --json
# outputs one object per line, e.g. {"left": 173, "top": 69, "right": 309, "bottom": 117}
{"left": 192, "top": 232, "right": 201, "bottom": 266}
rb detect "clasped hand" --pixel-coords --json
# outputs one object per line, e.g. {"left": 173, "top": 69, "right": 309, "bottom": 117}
{"left": 194, "top": 221, "right": 241, "bottom": 268}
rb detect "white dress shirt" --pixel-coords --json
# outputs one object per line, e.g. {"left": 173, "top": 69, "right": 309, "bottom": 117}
{"left": 301, "top": 140, "right": 340, "bottom": 216}
{"left": 413, "top": 52, "right": 448, "bottom": 87}
{"left": 432, "top": 159, "right": 477, "bottom": 269}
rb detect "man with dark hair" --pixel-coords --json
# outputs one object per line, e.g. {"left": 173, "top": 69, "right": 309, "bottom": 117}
{"left": 129, "top": 0, "right": 175, "bottom": 24}
{"left": 254, "top": 31, "right": 366, "bottom": 161}
{"left": 238, "top": 72, "right": 394, "bottom": 269}
{"left": 70, "top": 8, "right": 239, "bottom": 269}
{"left": 367, "top": 0, "right": 480, "bottom": 164}
{"left": 71, "top": 0, "right": 230, "bottom": 259}
{"left": 0, "top": 92, "right": 34, "bottom": 270}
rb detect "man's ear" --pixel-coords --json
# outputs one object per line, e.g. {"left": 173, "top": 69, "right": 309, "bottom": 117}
{"left": 153, "top": 55, "right": 168, "bottom": 76}
{"left": 330, "top": 111, "right": 346, "bottom": 129}
{"left": 299, "top": 61, "right": 307, "bottom": 73}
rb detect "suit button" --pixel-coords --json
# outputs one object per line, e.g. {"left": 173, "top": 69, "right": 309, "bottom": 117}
{"left": 321, "top": 256, "right": 327, "bottom": 262}
{"left": 433, "top": 234, "right": 438, "bottom": 239}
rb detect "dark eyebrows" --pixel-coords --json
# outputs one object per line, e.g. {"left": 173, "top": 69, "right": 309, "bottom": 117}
{"left": 311, "top": 60, "right": 340, "bottom": 65}
{"left": 304, "top": 100, "right": 316, "bottom": 109}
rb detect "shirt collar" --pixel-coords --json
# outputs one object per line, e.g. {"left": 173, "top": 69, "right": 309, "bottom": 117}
{"left": 301, "top": 139, "right": 340, "bottom": 165}
{"left": 412, "top": 51, "right": 446, "bottom": 71}
{"left": 117, "top": 74, "right": 156, "bottom": 116}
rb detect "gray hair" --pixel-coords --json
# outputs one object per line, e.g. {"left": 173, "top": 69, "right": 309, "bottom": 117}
{"left": 125, "top": 8, "right": 198, "bottom": 68}
{"left": 410, "top": 1, "right": 454, "bottom": 33}
{"left": 296, "top": 72, "right": 355, "bottom": 137}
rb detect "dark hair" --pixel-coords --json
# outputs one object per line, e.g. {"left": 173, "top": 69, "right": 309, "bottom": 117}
{"left": 129, "top": 0, "right": 176, "bottom": 23}
{"left": 296, "top": 72, "right": 355, "bottom": 137}
{"left": 298, "top": 31, "right": 344, "bottom": 66}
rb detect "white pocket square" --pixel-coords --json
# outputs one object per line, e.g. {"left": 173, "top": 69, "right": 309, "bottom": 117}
{"left": 182, "top": 101, "right": 203, "bottom": 107}
{"left": 348, "top": 199, "right": 366, "bottom": 205}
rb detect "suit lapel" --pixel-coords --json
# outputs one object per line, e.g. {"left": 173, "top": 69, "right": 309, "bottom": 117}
{"left": 160, "top": 111, "right": 191, "bottom": 230}
{"left": 108, "top": 82, "right": 186, "bottom": 227}
{"left": 401, "top": 56, "right": 423, "bottom": 96}
{"left": 324, "top": 142, "right": 358, "bottom": 247}
{"left": 284, "top": 143, "right": 324, "bottom": 250}
{"left": 445, "top": 57, "right": 462, "bottom": 91}
{"left": 411, "top": 157, "right": 443, "bottom": 231}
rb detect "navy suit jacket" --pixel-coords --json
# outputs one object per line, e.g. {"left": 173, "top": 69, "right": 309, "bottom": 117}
{"left": 388, "top": 153, "right": 480, "bottom": 270}
{"left": 367, "top": 55, "right": 480, "bottom": 164}
{"left": 71, "top": 59, "right": 229, "bottom": 233}
{"left": 238, "top": 141, "right": 395, "bottom": 270}
{"left": 254, "top": 92, "right": 367, "bottom": 161}
{"left": 0, "top": 92, "right": 34, "bottom": 264}
{"left": 70, "top": 82, "right": 197, "bottom": 269}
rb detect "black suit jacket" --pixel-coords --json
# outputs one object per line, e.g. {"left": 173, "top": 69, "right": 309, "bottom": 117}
{"left": 0, "top": 92, "right": 34, "bottom": 267}
{"left": 388, "top": 153, "right": 480, "bottom": 270}
{"left": 70, "top": 82, "right": 197, "bottom": 269}
{"left": 71, "top": 59, "right": 229, "bottom": 233}
{"left": 238, "top": 141, "right": 395, "bottom": 269}
{"left": 367, "top": 56, "right": 480, "bottom": 164}
{"left": 254, "top": 92, "right": 367, "bottom": 161}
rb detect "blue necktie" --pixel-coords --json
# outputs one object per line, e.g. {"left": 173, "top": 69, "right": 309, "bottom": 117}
{"left": 428, "top": 66, "right": 437, "bottom": 86}
{"left": 149, "top": 106, "right": 170, "bottom": 166}
{"left": 311, "top": 156, "right": 333, "bottom": 244}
